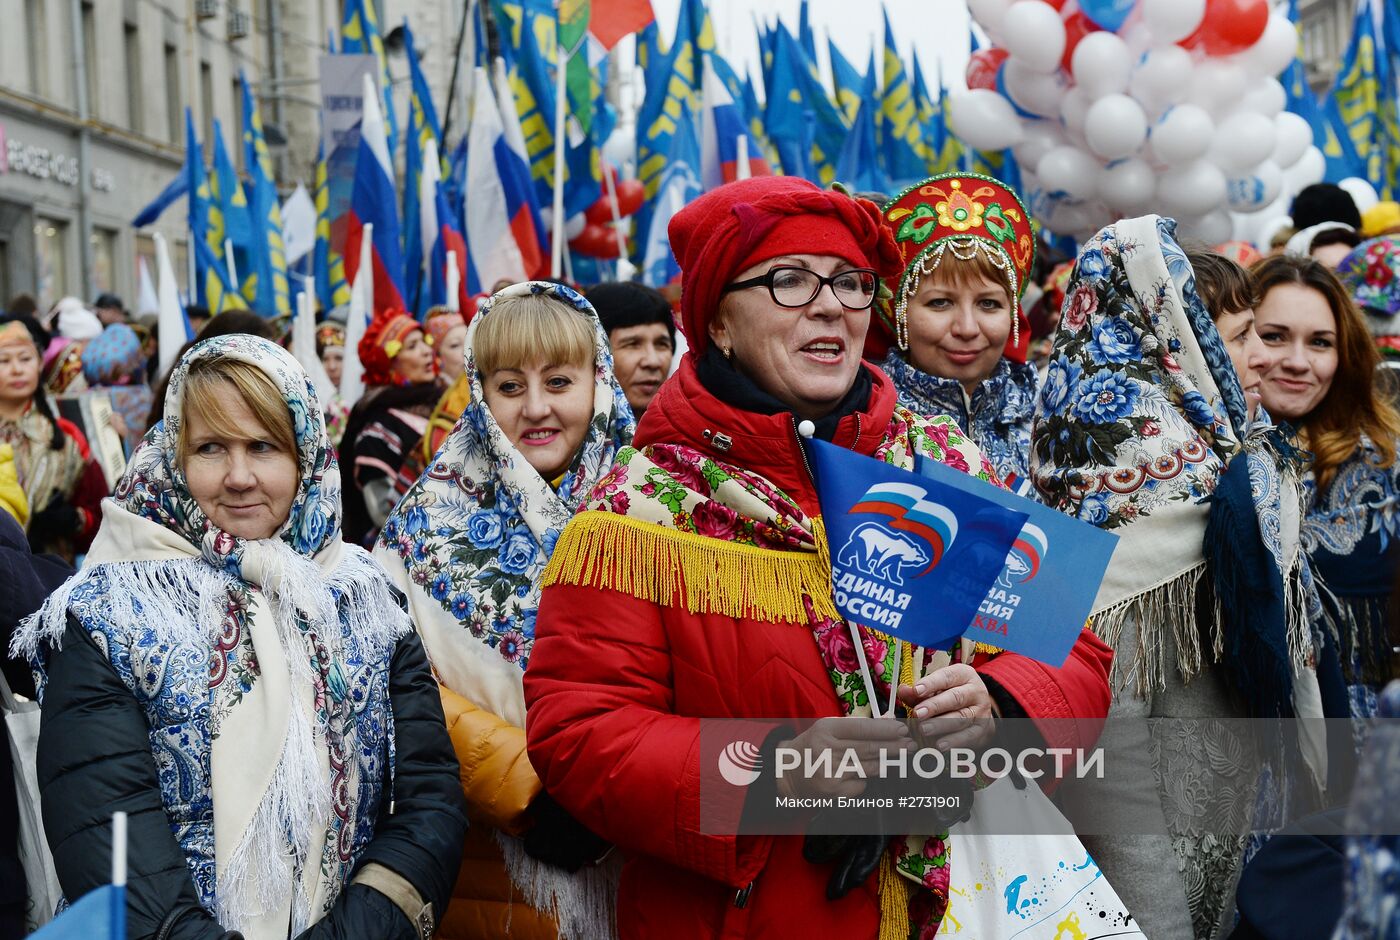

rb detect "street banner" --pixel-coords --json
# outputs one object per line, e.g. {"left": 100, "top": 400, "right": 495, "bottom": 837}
{"left": 915, "top": 455, "right": 1119, "bottom": 667}
{"left": 319, "top": 54, "right": 377, "bottom": 154}
{"left": 807, "top": 438, "right": 1026, "bottom": 651}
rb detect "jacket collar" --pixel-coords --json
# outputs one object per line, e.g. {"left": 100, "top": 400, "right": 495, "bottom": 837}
{"left": 634, "top": 354, "right": 897, "bottom": 514}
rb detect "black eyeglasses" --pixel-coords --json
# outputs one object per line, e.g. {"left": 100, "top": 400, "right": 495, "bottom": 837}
{"left": 721, "top": 265, "right": 879, "bottom": 310}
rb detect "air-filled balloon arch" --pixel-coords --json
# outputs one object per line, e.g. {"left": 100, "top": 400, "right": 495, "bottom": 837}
{"left": 952, "top": 0, "right": 1325, "bottom": 243}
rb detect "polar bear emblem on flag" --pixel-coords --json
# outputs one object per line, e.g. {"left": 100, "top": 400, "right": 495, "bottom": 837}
{"left": 839, "top": 483, "right": 959, "bottom": 585}
{"left": 996, "top": 523, "right": 1048, "bottom": 589}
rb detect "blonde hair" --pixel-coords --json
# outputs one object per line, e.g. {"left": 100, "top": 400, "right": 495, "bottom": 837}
{"left": 474, "top": 293, "right": 596, "bottom": 376}
{"left": 178, "top": 358, "right": 298, "bottom": 465}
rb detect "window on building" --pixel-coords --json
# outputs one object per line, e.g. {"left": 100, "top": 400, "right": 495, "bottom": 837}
{"left": 34, "top": 218, "right": 70, "bottom": 309}
{"left": 26, "top": 0, "right": 47, "bottom": 98}
{"left": 91, "top": 228, "right": 118, "bottom": 296}
{"left": 81, "top": 2, "right": 98, "bottom": 117}
{"left": 201, "top": 61, "right": 214, "bottom": 159}
{"left": 164, "top": 43, "right": 181, "bottom": 143}
{"left": 124, "top": 23, "right": 143, "bottom": 134}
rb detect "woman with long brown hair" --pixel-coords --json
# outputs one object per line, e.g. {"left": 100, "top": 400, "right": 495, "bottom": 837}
{"left": 1253, "top": 254, "right": 1400, "bottom": 716}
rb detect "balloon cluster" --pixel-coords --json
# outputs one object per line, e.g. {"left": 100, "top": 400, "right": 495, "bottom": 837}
{"left": 569, "top": 166, "right": 646, "bottom": 259}
{"left": 952, "top": 0, "right": 1325, "bottom": 243}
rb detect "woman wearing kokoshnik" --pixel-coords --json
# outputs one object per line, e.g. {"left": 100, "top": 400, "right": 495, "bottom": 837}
{"left": 1034, "top": 218, "right": 1344, "bottom": 939}
{"left": 374, "top": 282, "right": 635, "bottom": 939}
{"left": 521, "top": 176, "right": 1112, "bottom": 939}
{"left": 876, "top": 173, "right": 1039, "bottom": 495}
{"left": 13, "top": 334, "right": 466, "bottom": 939}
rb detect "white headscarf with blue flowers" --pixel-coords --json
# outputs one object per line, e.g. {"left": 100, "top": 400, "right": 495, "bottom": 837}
{"left": 374, "top": 281, "right": 634, "bottom": 728}
{"left": 16, "top": 334, "right": 411, "bottom": 937}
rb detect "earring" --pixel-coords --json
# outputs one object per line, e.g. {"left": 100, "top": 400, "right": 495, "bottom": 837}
{"left": 722, "top": 345, "right": 733, "bottom": 360}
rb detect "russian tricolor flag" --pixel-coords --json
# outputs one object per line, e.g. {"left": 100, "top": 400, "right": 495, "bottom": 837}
{"left": 344, "top": 72, "right": 406, "bottom": 314}
{"left": 419, "top": 137, "right": 470, "bottom": 313}
{"left": 464, "top": 64, "right": 547, "bottom": 295}
{"left": 699, "top": 58, "right": 771, "bottom": 189}
{"left": 493, "top": 59, "right": 546, "bottom": 281}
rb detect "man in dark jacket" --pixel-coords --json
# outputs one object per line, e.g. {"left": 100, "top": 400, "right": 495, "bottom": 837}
{"left": 0, "top": 510, "right": 71, "bottom": 939}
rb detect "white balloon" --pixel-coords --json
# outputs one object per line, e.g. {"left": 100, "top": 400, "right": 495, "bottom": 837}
{"left": 1226, "top": 161, "right": 1284, "bottom": 212}
{"left": 1004, "top": 59, "right": 1067, "bottom": 118}
{"left": 1130, "top": 46, "right": 1194, "bottom": 118}
{"left": 1085, "top": 94, "right": 1149, "bottom": 160}
{"left": 948, "top": 89, "right": 1027, "bottom": 151}
{"left": 1238, "top": 12, "right": 1298, "bottom": 78}
{"left": 1060, "top": 86, "right": 1091, "bottom": 133}
{"left": 1283, "top": 146, "right": 1326, "bottom": 191}
{"left": 1013, "top": 120, "right": 1067, "bottom": 170}
{"left": 1339, "top": 177, "right": 1381, "bottom": 213}
{"left": 1073, "top": 32, "right": 1134, "bottom": 99}
{"left": 1158, "top": 160, "right": 1229, "bottom": 217}
{"left": 1181, "top": 209, "right": 1234, "bottom": 244}
{"left": 1098, "top": 157, "right": 1158, "bottom": 214}
{"left": 1141, "top": 0, "right": 1205, "bottom": 44}
{"left": 1149, "top": 104, "right": 1215, "bottom": 166}
{"left": 1272, "top": 112, "right": 1313, "bottom": 169}
{"left": 1002, "top": 1, "right": 1066, "bottom": 73}
{"left": 1047, "top": 199, "right": 1096, "bottom": 235}
{"left": 1209, "top": 111, "right": 1277, "bottom": 172}
{"left": 1187, "top": 60, "right": 1249, "bottom": 115}
{"left": 1039, "top": 145, "right": 1102, "bottom": 201}
{"left": 1239, "top": 77, "right": 1286, "bottom": 118}
{"left": 968, "top": 0, "right": 1015, "bottom": 41}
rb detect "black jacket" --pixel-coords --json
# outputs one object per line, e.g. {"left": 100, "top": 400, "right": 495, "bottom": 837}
{"left": 0, "top": 511, "right": 71, "bottom": 940}
{"left": 38, "top": 618, "right": 467, "bottom": 940}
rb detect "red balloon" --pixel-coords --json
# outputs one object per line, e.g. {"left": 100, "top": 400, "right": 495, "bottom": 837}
{"left": 1061, "top": 11, "right": 1098, "bottom": 73}
{"left": 966, "top": 48, "right": 1010, "bottom": 91}
{"left": 584, "top": 197, "right": 615, "bottom": 226}
{"left": 569, "top": 223, "right": 622, "bottom": 259}
{"left": 1180, "top": 0, "right": 1268, "bottom": 55}
{"left": 1041, "top": 0, "right": 1067, "bottom": 8}
{"left": 614, "top": 179, "right": 645, "bottom": 217}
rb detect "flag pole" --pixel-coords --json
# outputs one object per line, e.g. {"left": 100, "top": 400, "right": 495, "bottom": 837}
{"left": 736, "top": 134, "right": 751, "bottom": 181}
{"left": 445, "top": 251, "right": 461, "bottom": 311}
{"left": 550, "top": 43, "right": 569, "bottom": 278}
{"left": 602, "top": 168, "right": 629, "bottom": 269}
{"left": 112, "top": 811, "right": 128, "bottom": 936}
{"left": 224, "top": 238, "right": 239, "bottom": 291}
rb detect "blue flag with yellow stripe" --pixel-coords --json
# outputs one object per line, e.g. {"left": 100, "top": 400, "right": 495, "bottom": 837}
{"left": 879, "top": 10, "right": 927, "bottom": 187}
{"left": 240, "top": 73, "right": 290, "bottom": 317}
{"left": 1326, "top": 0, "right": 1389, "bottom": 189}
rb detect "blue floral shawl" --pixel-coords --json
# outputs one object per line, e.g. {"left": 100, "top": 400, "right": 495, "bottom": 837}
{"left": 14, "top": 335, "right": 410, "bottom": 937}
{"left": 374, "top": 281, "right": 634, "bottom": 726}
{"left": 881, "top": 350, "right": 1037, "bottom": 494}
{"left": 1030, "top": 216, "right": 1318, "bottom": 708}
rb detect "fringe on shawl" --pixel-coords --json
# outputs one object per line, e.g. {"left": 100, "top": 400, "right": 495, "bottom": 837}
{"left": 542, "top": 512, "right": 841, "bottom": 624}
{"left": 1090, "top": 563, "right": 1219, "bottom": 697}
{"left": 496, "top": 829, "right": 622, "bottom": 940}
{"left": 11, "top": 546, "right": 412, "bottom": 934}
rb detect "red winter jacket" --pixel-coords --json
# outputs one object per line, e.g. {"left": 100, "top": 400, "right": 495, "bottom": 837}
{"left": 524, "top": 359, "right": 1112, "bottom": 940}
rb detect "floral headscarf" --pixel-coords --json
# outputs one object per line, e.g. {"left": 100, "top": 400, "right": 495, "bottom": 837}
{"left": 376, "top": 281, "right": 634, "bottom": 725}
{"left": 80, "top": 323, "right": 152, "bottom": 452}
{"left": 1337, "top": 235, "right": 1400, "bottom": 335}
{"left": 1031, "top": 216, "right": 1316, "bottom": 702}
{"left": 17, "top": 334, "right": 409, "bottom": 937}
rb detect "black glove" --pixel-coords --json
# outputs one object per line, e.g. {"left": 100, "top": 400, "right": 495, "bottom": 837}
{"left": 521, "top": 793, "right": 611, "bottom": 873}
{"left": 802, "top": 832, "right": 888, "bottom": 900}
{"left": 27, "top": 497, "right": 80, "bottom": 550}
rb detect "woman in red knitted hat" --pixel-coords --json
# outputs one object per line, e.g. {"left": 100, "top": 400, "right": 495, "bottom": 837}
{"left": 339, "top": 308, "right": 439, "bottom": 546}
{"left": 522, "top": 177, "right": 1111, "bottom": 939}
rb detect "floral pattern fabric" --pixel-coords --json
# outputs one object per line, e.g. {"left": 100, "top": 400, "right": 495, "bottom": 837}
{"left": 881, "top": 351, "right": 1037, "bottom": 493}
{"left": 573, "top": 405, "right": 995, "bottom": 934}
{"left": 16, "top": 333, "right": 409, "bottom": 936}
{"left": 379, "top": 281, "right": 634, "bottom": 674}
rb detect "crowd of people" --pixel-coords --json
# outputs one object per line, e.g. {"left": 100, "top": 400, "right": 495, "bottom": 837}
{"left": 0, "top": 173, "right": 1398, "bottom": 940}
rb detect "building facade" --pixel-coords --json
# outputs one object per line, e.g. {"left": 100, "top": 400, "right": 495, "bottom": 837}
{"left": 0, "top": 0, "right": 470, "bottom": 314}
{"left": 1299, "top": 0, "right": 1356, "bottom": 93}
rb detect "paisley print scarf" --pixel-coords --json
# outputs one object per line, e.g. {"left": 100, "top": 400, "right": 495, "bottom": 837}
{"left": 15, "top": 334, "right": 409, "bottom": 938}
{"left": 546, "top": 405, "right": 997, "bottom": 937}
{"left": 374, "top": 281, "right": 634, "bottom": 728}
{"left": 881, "top": 350, "right": 1037, "bottom": 494}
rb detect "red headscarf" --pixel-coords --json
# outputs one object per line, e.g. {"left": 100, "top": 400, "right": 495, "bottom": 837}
{"left": 667, "top": 177, "right": 901, "bottom": 358}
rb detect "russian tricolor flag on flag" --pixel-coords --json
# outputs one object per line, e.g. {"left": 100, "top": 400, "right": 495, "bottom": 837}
{"left": 344, "top": 72, "right": 406, "bottom": 313}
{"left": 699, "top": 57, "right": 771, "bottom": 189}
{"left": 493, "top": 59, "right": 546, "bottom": 281}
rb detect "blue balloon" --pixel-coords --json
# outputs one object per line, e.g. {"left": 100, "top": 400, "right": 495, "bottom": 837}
{"left": 1079, "top": 0, "right": 1137, "bottom": 32}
